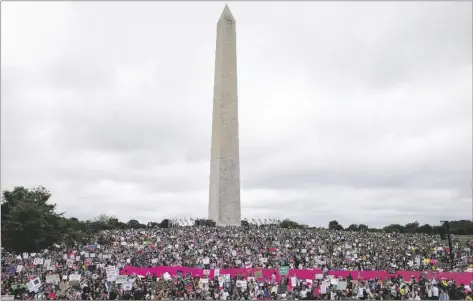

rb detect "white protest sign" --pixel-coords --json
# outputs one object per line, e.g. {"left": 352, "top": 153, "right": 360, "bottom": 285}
{"left": 199, "top": 278, "right": 209, "bottom": 288}
{"left": 116, "top": 275, "right": 128, "bottom": 284}
{"left": 106, "top": 266, "right": 117, "bottom": 282}
{"left": 33, "top": 258, "right": 44, "bottom": 265}
{"left": 236, "top": 280, "right": 247, "bottom": 289}
{"left": 338, "top": 281, "right": 347, "bottom": 290}
{"left": 46, "top": 274, "right": 60, "bottom": 284}
{"left": 122, "top": 282, "right": 132, "bottom": 291}
{"left": 291, "top": 277, "right": 297, "bottom": 287}
{"left": 69, "top": 274, "right": 81, "bottom": 283}
{"left": 27, "top": 277, "right": 41, "bottom": 292}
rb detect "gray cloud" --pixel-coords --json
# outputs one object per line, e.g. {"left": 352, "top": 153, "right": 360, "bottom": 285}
{"left": 2, "top": 2, "right": 471, "bottom": 228}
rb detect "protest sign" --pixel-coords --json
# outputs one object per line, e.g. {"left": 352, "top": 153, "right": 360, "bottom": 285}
{"left": 46, "top": 274, "right": 60, "bottom": 284}
{"left": 116, "top": 275, "right": 128, "bottom": 284}
{"left": 33, "top": 258, "right": 44, "bottom": 265}
{"left": 106, "top": 266, "right": 117, "bottom": 282}
{"left": 27, "top": 277, "right": 41, "bottom": 293}
{"left": 122, "top": 282, "right": 132, "bottom": 291}
{"left": 69, "top": 274, "right": 81, "bottom": 284}
{"left": 337, "top": 280, "right": 347, "bottom": 290}
{"left": 279, "top": 266, "right": 289, "bottom": 275}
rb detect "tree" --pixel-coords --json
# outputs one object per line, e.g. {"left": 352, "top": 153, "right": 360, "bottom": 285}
{"left": 280, "top": 219, "right": 304, "bottom": 229}
{"left": 358, "top": 224, "right": 369, "bottom": 232}
{"left": 418, "top": 224, "right": 433, "bottom": 234}
{"left": 59, "top": 217, "right": 89, "bottom": 247}
{"left": 92, "top": 214, "right": 116, "bottom": 224}
{"left": 127, "top": 219, "right": 142, "bottom": 229}
{"left": 405, "top": 221, "right": 420, "bottom": 233}
{"left": 159, "top": 219, "right": 170, "bottom": 229}
{"left": 147, "top": 222, "right": 160, "bottom": 228}
{"left": 86, "top": 214, "right": 122, "bottom": 231}
{"left": 329, "top": 220, "right": 344, "bottom": 231}
{"left": 109, "top": 218, "right": 120, "bottom": 227}
{"left": 1, "top": 186, "right": 63, "bottom": 253}
{"left": 383, "top": 224, "right": 405, "bottom": 233}
{"left": 449, "top": 220, "right": 473, "bottom": 235}
{"left": 346, "top": 224, "right": 359, "bottom": 232}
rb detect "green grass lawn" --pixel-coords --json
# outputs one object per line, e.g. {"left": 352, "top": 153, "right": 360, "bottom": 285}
{"left": 456, "top": 235, "right": 471, "bottom": 242}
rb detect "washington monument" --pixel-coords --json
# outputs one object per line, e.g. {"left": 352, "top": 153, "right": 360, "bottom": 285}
{"left": 208, "top": 5, "right": 241, "bottom": 226}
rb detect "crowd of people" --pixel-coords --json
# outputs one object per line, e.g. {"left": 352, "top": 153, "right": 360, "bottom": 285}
{"left": 2, "top": 225, "right": 473, "bottom": 300}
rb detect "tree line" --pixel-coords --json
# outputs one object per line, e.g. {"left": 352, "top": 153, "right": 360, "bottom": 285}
{"left": 2, "top": 186, "right": 472, "bottom": 254}
{"left": 280, "top": 219, "right": 473, "bottom": 236}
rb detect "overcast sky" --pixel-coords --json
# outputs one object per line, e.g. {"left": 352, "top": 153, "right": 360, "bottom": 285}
{"left": 2, "top": 2, "right": 472, "bottom": 228}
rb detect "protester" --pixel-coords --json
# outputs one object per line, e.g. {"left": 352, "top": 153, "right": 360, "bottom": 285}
{"left": 2, "top": 225, "right": 473, "bottom": 300}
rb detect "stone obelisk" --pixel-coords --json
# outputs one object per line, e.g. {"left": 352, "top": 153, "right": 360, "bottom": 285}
{"left": 208, "top": 5, "right": 241, "bottom": 226}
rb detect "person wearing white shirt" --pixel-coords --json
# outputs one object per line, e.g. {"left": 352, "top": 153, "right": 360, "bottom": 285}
{"left": 432, "top": 285, "right": 439, "bottom": 300}
{"left": 358, "top": 287, "right": 365, "bottom": 298}
{"left": 330, "top": 289, "right": 337, "bottom": 300}
{"left": 220, "top": 290, "right": 229, "bottom": 300}
{"left": 300, "top": 288, "right": 308, "bottom": 299}
{"left": 428, "top": 285, "right": 433, "bottom": 299}
{"left": 256, "top": 287, "right": 264, "bottom": 298}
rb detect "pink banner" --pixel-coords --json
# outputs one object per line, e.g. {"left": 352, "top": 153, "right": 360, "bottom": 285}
{"left": 120, "top": 266, "right": 279, "bottom": 280}
{"left": 120, "top": 266, "right": 473, "bottom": 285}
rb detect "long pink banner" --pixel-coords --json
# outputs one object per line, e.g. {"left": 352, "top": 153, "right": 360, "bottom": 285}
{"left": 121, "top": 266, "right": 473, "bottom": 285}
